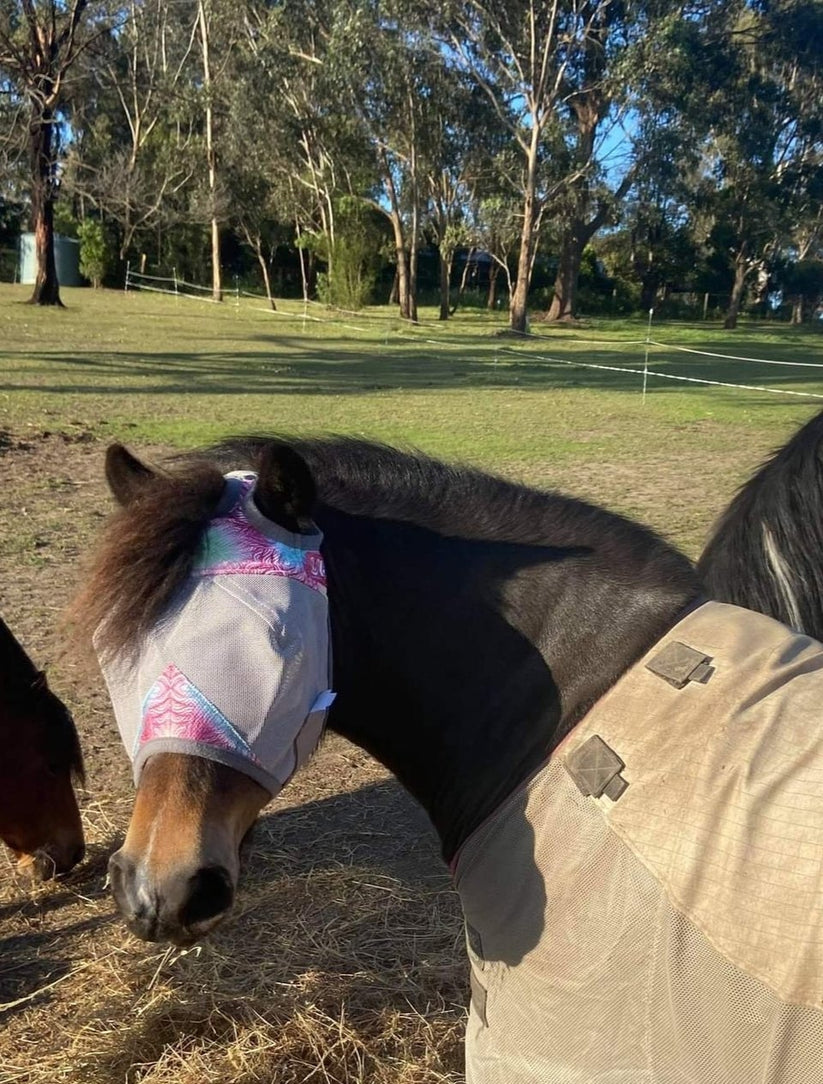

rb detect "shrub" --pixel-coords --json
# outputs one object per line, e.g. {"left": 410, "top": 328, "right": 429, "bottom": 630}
{"left": 77, "top": 219, "right": 110, "bottom": 288}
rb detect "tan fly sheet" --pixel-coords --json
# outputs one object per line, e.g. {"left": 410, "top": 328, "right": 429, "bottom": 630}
{"left": 456, "top": 601, "right": 823, "bottom": 1083}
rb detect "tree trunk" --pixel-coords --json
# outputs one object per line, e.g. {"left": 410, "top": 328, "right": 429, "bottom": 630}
{"left": 198, "top": 0, "right": 222, "bottom": 302}
{"left": 388, "top": 267, "right": 398, "bottom": 306}
{"left": 395, "top": 240, "right": 411, "bottom": 319}
{"left": 209, "top": 216, "right": 222, "bottom": 302}
{"left": 487, "top": 264, "right": 499, "bottom": 310}
{"left": 451, "top": 247, "right": 474, "bottom": 314}
{"left": 389, "top": 213, "right": 412, "bottom": 320}
{"left": 407, "top": 208, "right": 419, "bottom": 323}
{"left": 510, "top": 126, "right": 543, "bottom": 334}
{"left": 382, "top": 156, "right": 416, "bottom": 321}
{"left": 546, "top": 225, "right": 585, "bottom": 322}
{"left": 510, "top": 189, "right": 535, "bottom": 333}
{"left": 28, "top": 109, "right": 62, "bottom": 306}
{"left": 723, "top": 252, "right": 747, "bottom": 329}
{"left": 256, "top": 246, "right": 276, "bottom": 311}
{"left": 639, "top": 274, "right": 658, "bottom": 314}
{"left": 791, "top": 297, "right": 803, "bottom": 325}
{"left": 295, "top": 218, "right": 309, "bottom": 303}
{"left": 438, "top": 250, "right": 450, "bottom": 320}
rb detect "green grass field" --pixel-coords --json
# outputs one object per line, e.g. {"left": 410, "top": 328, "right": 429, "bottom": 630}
{"left": 2, "top": 283, "right": 822, "bottom": 555}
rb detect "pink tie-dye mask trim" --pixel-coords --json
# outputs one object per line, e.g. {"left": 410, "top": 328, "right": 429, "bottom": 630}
{"left": 192, "top": 477, "right": 326, "bottom": 593}
{"left": 138, "top": 662, "right": 261, "bottom": 764}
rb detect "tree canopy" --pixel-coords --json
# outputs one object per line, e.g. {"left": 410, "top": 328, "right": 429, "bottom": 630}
{"left": 1, "top": 0, "right": 820, "bottom": 323}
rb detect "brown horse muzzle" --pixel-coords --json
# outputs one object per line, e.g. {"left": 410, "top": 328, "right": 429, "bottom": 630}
{"left": 108, "top": 850, "right": 234, "bottom": 945}
{"left": 108, "top": 753, "right": 269, "bottom": 944}
{"left": 3, "top": 777, "right": 85, "bottom": 880}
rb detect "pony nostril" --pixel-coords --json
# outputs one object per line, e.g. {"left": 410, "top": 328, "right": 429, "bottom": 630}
{"left": 108, "top": 851, "right": 140, "bottom": 916}
{"left": 178, "top": 866, "right": 234, "bottom": 929}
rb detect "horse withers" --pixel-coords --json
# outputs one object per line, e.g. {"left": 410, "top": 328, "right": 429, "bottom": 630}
{"left": 72, "top": 438, "right": 823, "bottom": 1082}
{"left": 0, "top": 616, "right": 85, "bottom": 878}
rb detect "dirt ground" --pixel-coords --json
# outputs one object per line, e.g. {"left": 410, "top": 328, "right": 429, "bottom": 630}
{"left": 0, "top": 432, "right": 466, "bottom": 1084}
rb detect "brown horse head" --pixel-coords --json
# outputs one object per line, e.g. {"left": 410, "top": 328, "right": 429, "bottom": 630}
{"left": 107, "top": 753, "right": 269, "bottom": 944}
{"left": 73, "top": 443, "right": 322, "bottom": 944}
{"left": 0, "top": 621, "right": 85, "bottom": 879}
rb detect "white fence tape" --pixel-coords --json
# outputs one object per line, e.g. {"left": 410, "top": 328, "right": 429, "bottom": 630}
{"left": 648, "top": 340, "right": 823, "bottom": 369}
{"left": 492, "top": 343, "right": 823, "bottom": 401}
{"left": 122, "top": 269, "right": 823, "bottom": 402}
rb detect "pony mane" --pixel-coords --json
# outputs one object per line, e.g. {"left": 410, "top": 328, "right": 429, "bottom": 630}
{"left": 211, "top": 435, "right": 693, "bottom": 553}
{"left": 69, "top": 461, "right": 226, "bottom": 665}
{"left": 72, "top": 437, "right": 697, "bottom": 665}
{"left": 698, "top": 410, "right": 823, "bottom": 640}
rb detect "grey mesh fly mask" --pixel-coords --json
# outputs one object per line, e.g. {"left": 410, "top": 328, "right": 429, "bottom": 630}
{"left": 100, "top": 471, "right": 334, "bottom": 795}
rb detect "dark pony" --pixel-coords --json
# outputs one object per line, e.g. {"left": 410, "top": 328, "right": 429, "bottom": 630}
{"left": 0, "top": 615, "right": 85, "bottom": 877}
{"left": 699, "top": 408, "right": 823, "bottom": 641}
{"left": 68, "top": 437, "right": 700, "bottom": 938}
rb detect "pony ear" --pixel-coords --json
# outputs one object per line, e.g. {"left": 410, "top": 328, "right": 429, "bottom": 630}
{"left": 253, "top": 443, "right": 316, "bottom": 530}
{"left": 105, "top": 444, "right": 159, "bottom": 506}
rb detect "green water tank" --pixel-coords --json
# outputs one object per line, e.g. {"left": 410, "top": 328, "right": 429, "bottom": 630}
{"left": 17, "top": 233, "right": 84, "bottom": 287}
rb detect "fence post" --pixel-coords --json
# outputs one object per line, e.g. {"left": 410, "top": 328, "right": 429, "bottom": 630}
{"left": 125, "top": 260, "right": 130, "bottom": 293}
{"left": 642, "top": 308, "right": 654, "bottom": 403}
{"left": 173, "top": 267, "right": 179, "bottom": 297}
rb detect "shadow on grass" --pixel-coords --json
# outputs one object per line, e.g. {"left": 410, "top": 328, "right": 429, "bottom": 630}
{"left": 1, "top": 326, "right": 821, "bottom": 398}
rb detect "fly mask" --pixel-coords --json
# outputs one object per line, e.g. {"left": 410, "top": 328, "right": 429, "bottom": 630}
{"left": 101, "top": 472, "right": 334, "bottom": 795}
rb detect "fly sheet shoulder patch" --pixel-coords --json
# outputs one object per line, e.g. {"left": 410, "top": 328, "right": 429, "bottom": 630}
{"left": 100, "top": 471, "right": 334, "bottom": 796}
{"left": 455, "top": 601, "right": 823, "bottom": 1084}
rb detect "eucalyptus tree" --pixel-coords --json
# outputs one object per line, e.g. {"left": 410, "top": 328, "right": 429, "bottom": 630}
{"left": 195, "top": 0, "right": 229, "bottom": 300}
{"left": 650, "top": 0, "right": 823, "bottom": 327}
{"left": 473, "top": 192, "right": 522, "bottom": 309}
{"left": 539, "top": 0, "right": 647, "bottom": 322}
{"left": 423, "top": 78, "right": 504, "bottom": 319}
{"left": 64, "top": 0, "right": 200, "bottom": 263}
{"left": 443, "top": 0, "right": 619, "bottom": 333}
{"left": 239, "top": 0, "right": 376, "bottom": 304}
{"left": 756, "top": 0, "right": 823, "bottom": 324}
{"left": 702, "top": 7, "right": 799, "bottom": 328}
{"left": 221, "top": 21, "right": 321, "bottom": 309}
{"left": 0, "top": 0, "right": 112, "bottom": 303}
{"left": 587, "top": 108, "right": 701, "bottom": 312}
{"left": 324, "top": 2, "right": 450, "bottom": 322}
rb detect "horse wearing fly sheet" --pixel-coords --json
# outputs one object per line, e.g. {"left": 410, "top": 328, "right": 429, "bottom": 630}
{"left": 70, "top": 437, "right": 823, "bottom": 1082}
{"left": 0, "top": 615, "right": 85, "bottom": 878}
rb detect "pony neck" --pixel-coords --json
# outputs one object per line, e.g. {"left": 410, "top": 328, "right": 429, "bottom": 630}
{"left": 318, "top": 505, "right": 698, "bottom": 864}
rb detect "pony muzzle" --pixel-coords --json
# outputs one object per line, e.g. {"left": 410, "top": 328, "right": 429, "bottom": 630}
{"left": 108, "top": 850, "right": 235, "bottom": 945}
{"left": 12, "top": 833, "right": 85, "bottom": 880}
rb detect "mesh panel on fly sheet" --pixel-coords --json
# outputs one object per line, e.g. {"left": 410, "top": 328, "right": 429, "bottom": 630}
{"left": 459, "top": 755, "right": 823, "bottom": 1084}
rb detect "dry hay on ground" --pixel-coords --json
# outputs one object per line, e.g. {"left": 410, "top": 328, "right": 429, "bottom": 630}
{"left": 1, "top": 758, "right": 466, "bottom": 1084}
